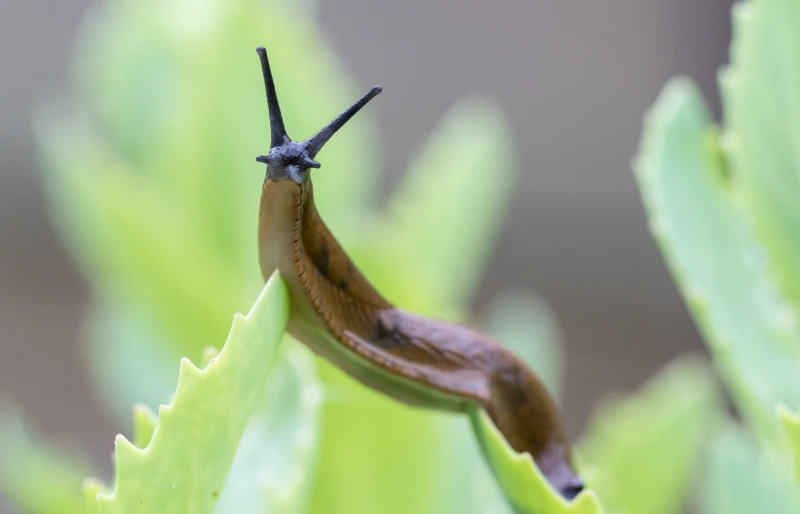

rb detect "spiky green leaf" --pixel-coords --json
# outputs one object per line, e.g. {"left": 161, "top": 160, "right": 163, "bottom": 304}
{"left": 634, "top": 78, "right": 800, "bottom": 450}
{"left": 88, "top": 273, "right": 288, "bottom": 513}
{"left": 722, "top": 0, "right": 800, "bottom": 313}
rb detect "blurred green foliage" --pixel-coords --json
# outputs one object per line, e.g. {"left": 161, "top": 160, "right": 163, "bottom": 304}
{"left": 576, "top": 358, "right": 719, "bottom": 514}
{"left": 1, "top": 0, "right": 800, "bottom": 512}
{"left": 781, "top": 408, "right": 800, "bottom": 486}
{"left": 636, "top": 76, "right": 800, "bottom": 452}
{"left": 0, "top": 407, "right": 92, "bottom": 514}
{"left": 632, "top": 0, "right": 800, "bottom": 510}
{"left": 698, "top": 428, "right": 800, "bottom": 514}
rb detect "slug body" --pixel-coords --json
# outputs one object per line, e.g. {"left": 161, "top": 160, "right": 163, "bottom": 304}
{"left": 254, "top": 47, "right": 583, "bottom": 500}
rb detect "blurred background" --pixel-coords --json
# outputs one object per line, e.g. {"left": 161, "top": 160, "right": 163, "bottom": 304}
{"left": 0, "top": 0, "right": 733, "bottom": 512}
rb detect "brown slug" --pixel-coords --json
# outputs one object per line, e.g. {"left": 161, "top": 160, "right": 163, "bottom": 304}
{"left": 254, "top": 47, "right": 584, "bottom": 500}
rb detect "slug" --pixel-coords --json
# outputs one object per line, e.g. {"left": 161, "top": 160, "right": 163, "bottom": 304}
{"left": 254, "top": 47, "right": 584, "bottom": 500}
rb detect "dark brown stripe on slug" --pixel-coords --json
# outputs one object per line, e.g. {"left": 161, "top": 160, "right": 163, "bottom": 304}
{"left": 315, "top": 238, "right": 330, "bottom": 275}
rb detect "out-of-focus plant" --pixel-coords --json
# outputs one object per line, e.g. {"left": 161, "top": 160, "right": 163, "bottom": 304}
{"left": 0, "top": 407, "right": 93, "bottom": 514}
{"left": 633, "top": 0, "right": 800, "bottom": 511}
{"left": 5, "top": 0, "right": 800, "bottom": 511}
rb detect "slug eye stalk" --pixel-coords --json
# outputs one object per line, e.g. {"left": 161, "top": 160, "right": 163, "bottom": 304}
{"left": 254, "top": 46, "right": 382, "bottom": 183}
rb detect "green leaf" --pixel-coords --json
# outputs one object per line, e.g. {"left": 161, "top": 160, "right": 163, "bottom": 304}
{"left": 577, "top": 357, "right": 720, "bottom": 514}
{"left": 83, "top": 478, "right": 110, "bottom": 514}
{"left": 634, "top": 78, "right": 800, "bottom": 450}
{"left": 131, "top": 404, "right": 158, "bottom": 449}
{"left": 440, "top": 418, "right": 514, "bottom": 514}
{"left": 200, "top": 346, "right": 220, "bottom": 368}
{"left": 698, "top": 426, "right": 800, "bottom": 514}
{"left": 305, "top": 362, "right": 480, "bottom": 514}
{"left": 722, "top": 0, "right": 800, "bottom": 312}
{"left": 86, "top": 311, "right": 323, "bottom": 514}
{"left": 215, "top": 339, "right": 322, "bottom": 514}
{"left": 483, "top": 289, "right": 563, "bottom": 400}
{"left": 780, "top": 407, "right": 800, "bottom": 485}
{"left": 87, "top": 272, "right": 288, "bottom": 513}
{"left": 0, "top": 404, "right": 93, "bottom": 514}
{"left": 469, "top": 409, "right": 605, "bottom": 514}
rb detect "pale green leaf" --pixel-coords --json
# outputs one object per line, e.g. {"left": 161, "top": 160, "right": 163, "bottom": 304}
{"left": 88, "top": 272, "right": 288, "bottom": 513}
{"left": 442, "top": 417, "right": 514, "bottom": 514}
{"left": 200, "top": 347, "right": 221, "bottom": 368}
{"left": 0, "top": 405, "right": 93, "bottom": 514}
{"left": 780, "top": 407, "right": 800, "bottom": 485}
{"left": 634, "top": 78, "right": 800, "bottom": 450}
{"left": 85, "top": 313, "right": 322, "bottom": 514}
{"left": 577, "top": 357, "right": 720, "bottom": 514}
{"left": 83, "top": 478, "right": 110, "bottom": 514}
{"left": 131, "top": 404, "right": 157, "bottom": 449}
{"left": 698, "top": 426, "right": 800, "bottom": 514}
{"left": 469, "top": 409, "right": 604, "bottom": 514}
{"left": 306, "top": 361, "right": 481, "bottom": 514}
{"left": 215, "top": 339, "right": 322, "bottom": 514}
{"left": 722, "top": 0, "right": 800, "bottom": 312}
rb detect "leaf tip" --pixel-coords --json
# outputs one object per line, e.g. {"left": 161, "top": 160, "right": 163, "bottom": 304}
{"left": 114, "top": 433, "right": 144, "bottom": 464}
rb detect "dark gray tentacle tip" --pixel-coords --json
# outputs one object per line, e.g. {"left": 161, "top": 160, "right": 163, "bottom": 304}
{"left": 302, "top": 156, "right": 321, "bottom": 169}
{"left": 303, "top": 84, "right": 384, "bottom": 159}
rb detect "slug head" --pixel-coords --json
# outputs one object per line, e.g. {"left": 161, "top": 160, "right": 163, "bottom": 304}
{"left": 255, "top": 47, "right": 382, "bottom": 184}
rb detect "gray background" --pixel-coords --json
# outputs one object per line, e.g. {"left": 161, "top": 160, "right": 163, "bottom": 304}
{"left": 0, "top": 0, "right": 732, "bottom": 510}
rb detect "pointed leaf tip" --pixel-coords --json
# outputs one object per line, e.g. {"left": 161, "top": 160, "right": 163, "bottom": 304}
{"left": 96, "top": 274, "right": 290, "bottom": 512}
{"left": 132, "top": 403, "right": 158, "bottom": 449}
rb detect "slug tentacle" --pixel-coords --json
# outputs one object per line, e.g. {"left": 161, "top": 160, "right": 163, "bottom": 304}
{"left": 256, "top": 47, "right": 288, "bottom": 148}
{"left": 254, "top": 47, "right": 381, "bottom": 184}
{"left": 254, "top": 46, "right": 583, "bottom": 501}
{"left": 304, "top": 85, "right": 383, "bottom": 158}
